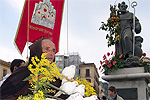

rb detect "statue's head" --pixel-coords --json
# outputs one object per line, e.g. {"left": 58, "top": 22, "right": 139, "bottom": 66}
{"left": 118, "top": 1, "right": 128, "bottom": 13}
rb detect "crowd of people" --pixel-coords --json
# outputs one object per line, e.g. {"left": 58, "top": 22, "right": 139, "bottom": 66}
{"left": 0, "top": 38, "right": 124, "bottom": 100}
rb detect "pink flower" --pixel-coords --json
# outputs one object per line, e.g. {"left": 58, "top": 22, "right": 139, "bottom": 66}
{"left": 107, "top": 64, "right": 112, "bottom": 68}
{"left": 114, "top": 50, "right": 117, "bottom": 55}
{"left": 113, "top": 61, "right": 117, "bottom": 65}
{"left": 101, "top": 69, "right": 103, "bottom": 72}
{"left": 99, "top": 66, "right": 101, "bottom": 70}
{"left": 105, "top": 60, "right": 109, "bottom": 64}
{"left": 103, "top": 55, "right": 107, "bottom": 60}
{"left": 111, "top": 51, "right": 113, "bottom": 55}
{"left": 119, "top": 54, "right": 123, "bottom": 58}
{"left": 142, "top": 53, "right": 146, "bottom": 57}
{"left": 107, "top": 52, "right": 110, "bottom": 56}
{"left": 109, "top": 58, "right": 112, "bottom": 62}
{"left": 100, "top": 61, "right": 103, "bottom": 65}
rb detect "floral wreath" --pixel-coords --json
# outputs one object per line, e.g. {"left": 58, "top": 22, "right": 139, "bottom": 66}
{"left": 99, "top": 51, "right": 125, "bottom": 74}
{"left": 99, "top": 52, "right": 150, "bottom": 74}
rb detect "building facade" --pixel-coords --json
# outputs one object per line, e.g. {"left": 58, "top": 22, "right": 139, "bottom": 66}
{"left": 55, "top": 52, "right": 82, "bottom": 78}
{"left": 0, "top": 59, "right": 11, "bottom": 81}
{"left": 79, "top": 63, "right": 100, "bottom": 97}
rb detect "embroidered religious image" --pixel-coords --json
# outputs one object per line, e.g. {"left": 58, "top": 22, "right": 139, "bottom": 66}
{"left": 31, "top": 0, "right": 56, "bottom": 29}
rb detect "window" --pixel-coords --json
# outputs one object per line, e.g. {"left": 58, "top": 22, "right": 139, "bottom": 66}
{"left": 86, "top": 69, "right": 90, "bottom": 77}
{"left": 3, "top": 69, "right": 7, "bottom": 77}
{"left": 86, "top": 79, "right": 91, "bottom": 82}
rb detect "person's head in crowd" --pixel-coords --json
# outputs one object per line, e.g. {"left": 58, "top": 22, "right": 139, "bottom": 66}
{"left": 10, "top": 59, "right": 25, "bottom": 73}
{"left": 29, "top": 38, "right": 56, "bottom": 64}
{"left": 108, "top": 86, "right": 116, "bottom": 97}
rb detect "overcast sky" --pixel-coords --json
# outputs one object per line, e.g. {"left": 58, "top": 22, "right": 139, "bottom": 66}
{"left": 0, "top": 0, "right": 150, "bottom": 80}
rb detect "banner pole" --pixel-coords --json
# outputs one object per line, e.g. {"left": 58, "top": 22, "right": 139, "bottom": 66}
{"left": 26, "top": 0, "right": 30, "bottom": 63}
{"left": 67, "top": 0, "right": 69, "bottom": 66}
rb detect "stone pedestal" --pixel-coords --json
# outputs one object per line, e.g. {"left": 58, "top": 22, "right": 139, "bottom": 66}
{"left": 102, "top": 67, "right": 150, "bottom": 100}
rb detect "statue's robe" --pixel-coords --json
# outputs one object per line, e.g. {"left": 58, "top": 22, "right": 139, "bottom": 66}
{"left": 115, "top": 11, "right": 141, "bottom": 57}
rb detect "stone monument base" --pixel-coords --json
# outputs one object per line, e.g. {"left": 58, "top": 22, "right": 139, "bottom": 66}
{"left": 102, "top": 67, "right": 150, "bottom": 100}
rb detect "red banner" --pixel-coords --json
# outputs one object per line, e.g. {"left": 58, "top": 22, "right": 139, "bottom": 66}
{"left": 14, "top": 0, "right": 65, "bottom": 54}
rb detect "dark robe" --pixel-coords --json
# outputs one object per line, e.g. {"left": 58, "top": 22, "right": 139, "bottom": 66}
{"left": 0, "top": 38, "right": 69, "bottom": 100}
{"left": 0, "top": 66, "right": 31, "bottom": 99}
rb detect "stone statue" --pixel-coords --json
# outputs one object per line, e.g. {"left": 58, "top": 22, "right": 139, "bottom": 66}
{"left": 134, "top": 36, "right": 143, "bottom": 58}
{"left": 115, "top": 1, "right": 142, "bottom": 59}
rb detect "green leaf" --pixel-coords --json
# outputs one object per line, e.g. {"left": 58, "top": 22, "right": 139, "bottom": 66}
{"left": 23, "top": 75, "right": 32, "bottom": 81}
{"left": 106, "top": 34, "right": 109, "bottom": 39}
{"left": 29, "top": 88, "right": 36, "bottom": 91}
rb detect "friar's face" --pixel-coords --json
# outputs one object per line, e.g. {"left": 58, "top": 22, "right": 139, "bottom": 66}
{"left": 119, "top": 3, "right": 127, "bottom": 13}
{"left": 41, "top": 39, "right": 56, "bottom": 63}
